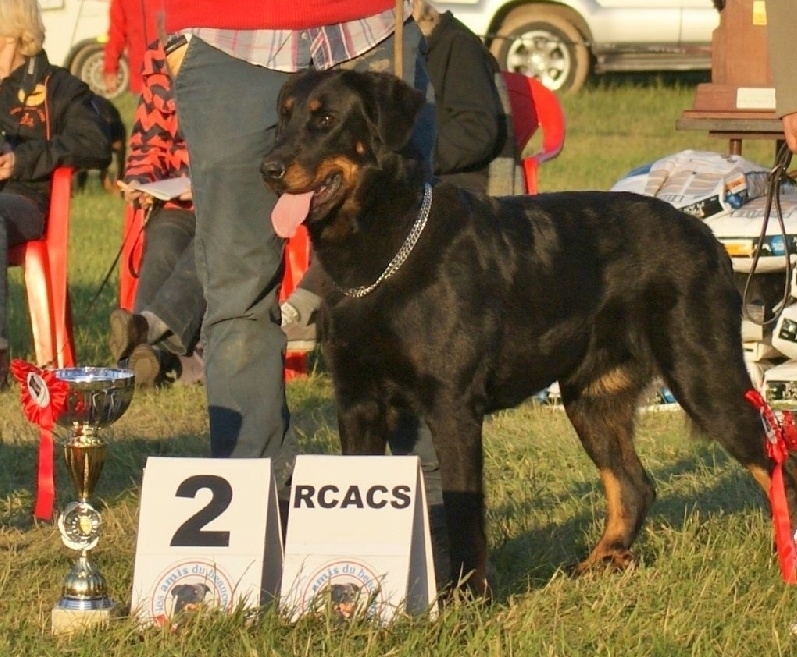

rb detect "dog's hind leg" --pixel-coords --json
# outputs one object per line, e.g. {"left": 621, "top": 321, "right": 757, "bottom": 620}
{"left": 655, "top": 328, "right": 790, "bottom": 524}
{"left": 561, "top": 372, "right": 657, "bottom": 574}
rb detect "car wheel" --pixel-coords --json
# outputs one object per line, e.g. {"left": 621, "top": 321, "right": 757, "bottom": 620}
{"left": 70, "top": 42, "right": 129, "bottom": 99}
{"left": 491, "top": 8, "right": 589, "bottom": 93}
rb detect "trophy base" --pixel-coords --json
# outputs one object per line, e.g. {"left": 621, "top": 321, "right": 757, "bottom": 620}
{"left": 51, "top": 600, "right": 119, "bottom": 635}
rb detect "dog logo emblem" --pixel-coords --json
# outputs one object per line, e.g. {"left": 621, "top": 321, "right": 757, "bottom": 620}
{"left": 148, "top": 559, "right": 233, "bottom": 625}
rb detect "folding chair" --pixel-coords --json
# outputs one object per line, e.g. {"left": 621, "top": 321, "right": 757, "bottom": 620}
{"left": 8, "top": 167, "right": 76, "bottom": 368}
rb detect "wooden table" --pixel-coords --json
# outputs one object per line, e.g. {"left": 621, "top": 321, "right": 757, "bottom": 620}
{"left": 676, "top": 112, "right": 784, "bottom": 156}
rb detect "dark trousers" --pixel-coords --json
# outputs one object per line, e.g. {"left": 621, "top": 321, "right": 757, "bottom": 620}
{"left": 135, "top": 206, "right": 205, "bottom": 355}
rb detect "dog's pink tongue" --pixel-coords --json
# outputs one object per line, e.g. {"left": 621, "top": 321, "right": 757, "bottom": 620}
{"left": 271, "top": 192, "right": 313, "bottom": 238}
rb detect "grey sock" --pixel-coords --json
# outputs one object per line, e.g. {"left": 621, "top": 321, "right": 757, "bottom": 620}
{"left": 285, "top": 288, "right": 321, "bottom": 325}
{"left": 141, "top": 310, "right": 170, "bottom": 344}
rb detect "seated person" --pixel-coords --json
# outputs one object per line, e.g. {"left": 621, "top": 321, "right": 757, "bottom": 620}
{"left": 280, "top": 0, "right": 508, "bottom": 351}
{"left": 412, "top": 0, "right": 508, "bottom": 194}
{"left": 109, "top": 39, "right": 204, "bottom": 387}
{"left": 0, "top": 0, "right": 111, "bottom": 389}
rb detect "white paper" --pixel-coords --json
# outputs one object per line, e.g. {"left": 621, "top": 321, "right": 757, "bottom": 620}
{"left": 121, "top": 176, "right": 191, "bottom": 201}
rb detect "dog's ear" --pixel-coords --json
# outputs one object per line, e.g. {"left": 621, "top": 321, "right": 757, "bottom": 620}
{"left": 365, "top": 71, "right": 425, "bottom": 151}
{"left": 274, "top": 72, "right": 304, "bottom": 137}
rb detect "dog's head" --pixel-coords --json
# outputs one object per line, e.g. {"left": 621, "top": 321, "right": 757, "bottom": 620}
{"left": 170, "top": 583, "right": 210, "bottom": 614}
{"left": 261, "top": 68, "right": 426, "bottom": 239}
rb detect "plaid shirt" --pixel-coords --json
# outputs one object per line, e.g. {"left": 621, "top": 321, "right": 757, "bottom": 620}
{"left": 187, "top": 0, "right": 412, "bottom": 71}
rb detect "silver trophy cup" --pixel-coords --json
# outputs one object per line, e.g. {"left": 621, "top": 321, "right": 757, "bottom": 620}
{"left": 50, "top": 367, "right": 134, "bottom": 632}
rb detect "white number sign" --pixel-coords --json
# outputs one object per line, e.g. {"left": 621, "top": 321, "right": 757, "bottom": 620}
{"left": 130, "top": 457, "right": 283, "bottom": 626}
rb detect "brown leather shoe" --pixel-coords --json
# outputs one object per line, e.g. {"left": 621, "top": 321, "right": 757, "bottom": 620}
{"left": 109, "top": 308, "right": 150, "bottom": 362}
{"left": 0, "top": 349, "right": 9, "bottom": 391}
{"left": 128, "top": 344, "right": 161, "bottom": 387}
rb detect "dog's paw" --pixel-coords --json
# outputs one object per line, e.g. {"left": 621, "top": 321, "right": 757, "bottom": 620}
{"left": 572, "top": 548, "right": 636, "bottom": 576}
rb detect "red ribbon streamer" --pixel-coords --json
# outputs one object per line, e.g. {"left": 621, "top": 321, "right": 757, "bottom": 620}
{"left": 10, "top": 360, "right": 69, "bottom": 521}
{"left": 745, "top": 388, "right": 797, "bottom": 584}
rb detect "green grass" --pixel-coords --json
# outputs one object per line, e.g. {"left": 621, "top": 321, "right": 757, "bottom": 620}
{"left": 2, "top": 76, "right": 795, "bottom": 656}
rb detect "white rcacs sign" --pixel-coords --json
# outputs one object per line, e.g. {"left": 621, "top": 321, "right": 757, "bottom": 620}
{"left": 280, "top": 455, "right": 437, "bottom": 624}
{"left": 130, "top": 457, "right": 283, "bottom": 627}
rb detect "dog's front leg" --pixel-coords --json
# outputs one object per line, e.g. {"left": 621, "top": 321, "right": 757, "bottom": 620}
{"left": 336, "top": 399, "right": 390, "bottom": 456}
{"left": 428, "top": 413, "right": 488, "bottom": 597}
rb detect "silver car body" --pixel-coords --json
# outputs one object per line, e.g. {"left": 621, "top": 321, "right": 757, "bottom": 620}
{"left": 432, "top": 0, "right": 720, "bottom": 91}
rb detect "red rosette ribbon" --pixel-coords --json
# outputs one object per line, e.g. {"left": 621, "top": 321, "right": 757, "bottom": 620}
{"left": 10, "top": 359, "right": 69, "bottom": 521}
{"left": 746, "top": 388, "right": 797, "bottom": 584}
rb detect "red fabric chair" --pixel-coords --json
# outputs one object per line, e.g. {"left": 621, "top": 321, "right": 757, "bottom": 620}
{"left": 8, "top": 167, "right": 76, "bottom": 368}
{"left": 501, "top": 71, "right": 566, "bottom": 194}
{"left": 119, "top": 207, "right": 310, "bottom": 379}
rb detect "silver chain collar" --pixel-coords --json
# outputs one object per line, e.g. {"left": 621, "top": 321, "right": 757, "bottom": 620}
{"left": 341, "top": 183, "right": 433, "bottom": 298}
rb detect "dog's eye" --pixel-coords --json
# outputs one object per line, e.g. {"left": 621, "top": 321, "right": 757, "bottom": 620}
{"left": 316, "top": 113, "right": 335, "bottom": 128}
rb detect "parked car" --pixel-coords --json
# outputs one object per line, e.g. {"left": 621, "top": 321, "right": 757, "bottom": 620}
{"left": 432, "top": 0, "right": 720, "bottom": 93}
{"left": 39, "top": 0, "right": 127, "bottom": 99}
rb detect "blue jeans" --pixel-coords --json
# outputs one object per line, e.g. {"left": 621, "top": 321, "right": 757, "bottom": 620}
{"left": 173, "top": 24, "right": 439, "bottom": 504}
{"left": 135, "top": 207, "right": 204, "bottom": 356}
{"left": 174, "top": 38, "right": 295, "bottom": 494}
{"left": 0, "top": 193, "right": 45, "bottom": 351}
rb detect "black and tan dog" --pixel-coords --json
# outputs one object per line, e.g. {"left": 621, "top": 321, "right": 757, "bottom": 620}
{"left": 261, "top": 69, "right": 797, "bottom": 595}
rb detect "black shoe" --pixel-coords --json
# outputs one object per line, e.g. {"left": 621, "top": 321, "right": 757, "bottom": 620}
{"left": 128, "top": 344, "right": 161, "bottom": 387}
{"left": 109, "top": 308, "right": 149, "bottom": 361}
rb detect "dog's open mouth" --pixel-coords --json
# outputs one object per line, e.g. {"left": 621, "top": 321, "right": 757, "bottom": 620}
{"left": 271, "top": 172, "right": 342, "bottom": 238}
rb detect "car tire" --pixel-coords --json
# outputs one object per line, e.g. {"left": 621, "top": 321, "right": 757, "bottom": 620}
{"left": 69, "top": 42, "right": 129, "bottom": 100}
{"left": 491, "top": 8, "right": 590, "bottom": 94}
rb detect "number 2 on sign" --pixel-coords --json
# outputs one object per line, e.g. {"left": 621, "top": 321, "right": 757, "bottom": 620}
{"left": 170, "top": 474, "right": 232, "bottom": 547}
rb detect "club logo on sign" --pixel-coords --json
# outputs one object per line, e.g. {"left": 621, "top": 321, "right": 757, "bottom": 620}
{"left": 149, "top": 559, "right": 234, "bottom": 625}
{"left": 302, "top": 558, "right": 386, "bottom": 620}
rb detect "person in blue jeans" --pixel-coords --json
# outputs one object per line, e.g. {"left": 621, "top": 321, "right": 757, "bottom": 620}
{"left": 163, "top": 2, "right": 452, "bottom": 586}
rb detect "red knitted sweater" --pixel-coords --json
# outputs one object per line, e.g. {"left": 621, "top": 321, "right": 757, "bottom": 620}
{"left": 164, "top": 0, "right": 396, "bottom": 32}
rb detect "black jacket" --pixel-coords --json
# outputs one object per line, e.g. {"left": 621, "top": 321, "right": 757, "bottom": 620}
{"left": 424, "top": 11, "right": 506, "bottom": 194}
{"left": 0, "top": 51, "right": 111, "bottom": 210}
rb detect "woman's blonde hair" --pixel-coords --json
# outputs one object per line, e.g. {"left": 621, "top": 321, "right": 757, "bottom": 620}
{"left": 0, "top": 0, "right": 45, "bottom": 57}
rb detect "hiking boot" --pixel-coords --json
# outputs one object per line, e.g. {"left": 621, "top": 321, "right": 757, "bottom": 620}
{"left": 109, "top": 308, "right": 149, "bottom": 361}
{"left": 127, "top": 344, "right": 161, "bottom": 387}
{"left": 281, "top": 302, "right": 317, "bottom": 353}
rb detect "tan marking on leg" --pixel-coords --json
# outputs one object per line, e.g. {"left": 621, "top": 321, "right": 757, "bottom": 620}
{"left": 599, "top": 468, "right": 629, "bottom": 545}
{"left": 575, "top": 468, "right": 636, "bottom": 574}
{"left": 747, "top": 463, "right": 771, "bottom": 493}
{"left": 583, "top": 367, "right": 635, "bottom": 397}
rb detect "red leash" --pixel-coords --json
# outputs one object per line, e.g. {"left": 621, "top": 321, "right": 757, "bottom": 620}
{"left": 746, "top": 388, "right": 797, "bottom": 584}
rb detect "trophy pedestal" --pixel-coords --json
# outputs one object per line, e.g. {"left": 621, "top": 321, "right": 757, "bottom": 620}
{"left": 51, "top": 604, "right": 120, "bottom": 635}
{"left": 676, "top": 0, "right": 781, "bottom": 155}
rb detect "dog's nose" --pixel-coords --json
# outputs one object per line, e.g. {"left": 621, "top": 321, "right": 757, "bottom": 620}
{"left": 260, "top": 158, "right": 286, "bottom": 180}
